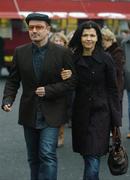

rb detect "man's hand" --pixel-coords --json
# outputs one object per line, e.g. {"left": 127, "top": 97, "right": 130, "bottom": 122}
{"left": 3, "top": 104, "right": 12, "bottom": 112}
{"left": 35, "top": 87, "right": 45, "bottom": 97}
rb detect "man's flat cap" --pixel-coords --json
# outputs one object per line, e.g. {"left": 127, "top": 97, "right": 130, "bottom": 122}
{"left": 25, "top": 13, "right": 51, "bottom": 25}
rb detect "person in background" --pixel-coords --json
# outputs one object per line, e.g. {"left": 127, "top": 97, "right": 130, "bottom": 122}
{"left": 0, "top": 36, "right": 4, "bottom": 77}
{"left": 61, "top": 21, "right": 121, "bottom": 180}
{"left": 116, "top": 29, "right": 130, "bottom": 46}
{"left": 101, "top": 27, "right": 125, "bottom": 116}
{"left": 50, "top": 32, "right": 68, "bottom": 147}
{"left": 121, "top": 29, "right": 130, "bottom": 40}
{"left": 1, "top": 13, "right": 76, "bottom": 180}
{"left": 122, "top": 32, "right": 130, "bottom": 138}
{"left": 50, "top": 32, "right": 68, "bottom": 47}
{"left": 66, "top": 30, "right": 75, "bottom": 43}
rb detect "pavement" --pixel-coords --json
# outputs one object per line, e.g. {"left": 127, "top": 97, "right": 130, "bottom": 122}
{"left": 0, "top": 77, "right": 130, "bottom": 180}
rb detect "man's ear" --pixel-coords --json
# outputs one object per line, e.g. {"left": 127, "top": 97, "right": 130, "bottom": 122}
{"left": 47, "top": 25, "right": 51, "bottom": 32}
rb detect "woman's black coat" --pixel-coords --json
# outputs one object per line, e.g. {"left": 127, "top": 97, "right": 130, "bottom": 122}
{"left": 72, "top": 49, "right": 121, "bottom": 156}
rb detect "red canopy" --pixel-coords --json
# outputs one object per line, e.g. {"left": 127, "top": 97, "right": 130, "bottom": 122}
{"left": 0, "top": 0, "right": 22, "bottom": 19}
{"left": 17, "top": 0, "right": 130, "bottom": 13}
{"left": 1, "top": 0, "right": 130, "bottom": 19}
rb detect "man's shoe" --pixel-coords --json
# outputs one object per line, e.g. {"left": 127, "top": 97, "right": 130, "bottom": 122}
{"left": 58, "top": 139, "right": 64, "bottom": 147}
{"left": 57, "top": 126, "right": 64, "bottom": 148}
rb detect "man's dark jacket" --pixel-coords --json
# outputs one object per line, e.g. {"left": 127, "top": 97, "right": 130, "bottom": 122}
{"left": 2, "top": 42, "right": 77, "bottom": 127}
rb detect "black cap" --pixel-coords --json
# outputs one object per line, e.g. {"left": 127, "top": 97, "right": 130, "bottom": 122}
{"left": 25, "top": 13, "right": 51, "bottom": 25}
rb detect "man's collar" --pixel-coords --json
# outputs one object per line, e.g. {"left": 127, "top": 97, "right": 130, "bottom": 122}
{"left": 32, "top": 41, "right": 49, "bottom": 51}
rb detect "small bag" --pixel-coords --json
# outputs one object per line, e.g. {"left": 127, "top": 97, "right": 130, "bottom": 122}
{"left": 107, "top": 127, "right": 128, "bottom": 176}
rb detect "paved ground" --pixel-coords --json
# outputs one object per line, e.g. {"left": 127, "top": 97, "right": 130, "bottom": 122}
{"left": 0, "top": 77, "right": 130, "bottom": 180}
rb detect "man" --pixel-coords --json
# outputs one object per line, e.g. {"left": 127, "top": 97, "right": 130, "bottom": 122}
{"left": 1, "top": 13, "right": 76, "bottom": 180}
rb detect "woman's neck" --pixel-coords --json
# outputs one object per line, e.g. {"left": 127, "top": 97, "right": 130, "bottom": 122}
{"left": 82, "top": 48, "right": 94, "bottom": 56}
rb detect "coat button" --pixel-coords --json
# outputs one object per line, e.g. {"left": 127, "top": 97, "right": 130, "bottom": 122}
{"left": 88, "top": 97, "right": 92, "bottom": 101}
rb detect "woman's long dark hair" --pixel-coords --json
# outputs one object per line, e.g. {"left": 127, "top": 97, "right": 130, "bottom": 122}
{"left": 68, "top": 20, "right": 103, "bottom": 55}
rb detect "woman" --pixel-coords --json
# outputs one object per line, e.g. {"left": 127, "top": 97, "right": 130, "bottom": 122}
{"left": 61, "top": 21, "right": 121, "bottom": 180}
{"left": 101, "top": 27, "right": 125, "bottom": 109}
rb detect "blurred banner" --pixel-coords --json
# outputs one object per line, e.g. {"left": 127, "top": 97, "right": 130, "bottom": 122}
{"left": 0, "top": 19, "right": 12, "bottom": 39}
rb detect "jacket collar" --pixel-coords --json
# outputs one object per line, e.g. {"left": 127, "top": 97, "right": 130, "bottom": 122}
{"left": 76, "top": 48, "right": 104, "bottom": 67}
{"left": 92, "top": 48, "right": 104, "bottom": 63}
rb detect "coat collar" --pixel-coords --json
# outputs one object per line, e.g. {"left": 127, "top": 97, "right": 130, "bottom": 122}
{"left": 75, "top": 48, "right": 104, "bottom": 67}
{"left": 91, "top": 48, "right": 105, "bottom": 63}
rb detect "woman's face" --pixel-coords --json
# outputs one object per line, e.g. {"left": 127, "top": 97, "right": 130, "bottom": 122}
{"left": 81, "top": 28, "right": 98, "bottom": 51}
{"left": 102, "top": 36, "right": 113, "bottom": 50}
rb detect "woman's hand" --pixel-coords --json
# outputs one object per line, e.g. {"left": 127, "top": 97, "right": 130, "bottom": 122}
{"left": 61, "top": 68, "right": 72, "bottom": 80}
{"left": 112, "top": 127, "right": 121, "bottom": 143}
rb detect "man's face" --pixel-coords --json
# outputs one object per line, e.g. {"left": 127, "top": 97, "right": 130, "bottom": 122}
{"left": 28, "top": 20, "right": 50, "bottom": 44}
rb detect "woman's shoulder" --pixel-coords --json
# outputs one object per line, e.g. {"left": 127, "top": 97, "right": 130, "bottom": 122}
{"left": 103, "top": 51, "right": 112, "bottom": 59}
{"left": 103, "top": 51, "right": 115, "bottom": 67}
{"left": 97, "top": 49, "right": 115, "bottom": 66}
{"left": 110, "top": 43, "right": 123, "bottom": 54}
{"left": 93, "top": 48, "right": 113, "bottom": 63}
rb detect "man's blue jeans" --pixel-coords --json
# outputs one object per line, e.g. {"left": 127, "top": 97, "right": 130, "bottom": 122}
{"left": 82, "top": 155, "right": 100, "bottom": 180}
{"left": 23, "top": 125, "right": 59, "bottom": 180}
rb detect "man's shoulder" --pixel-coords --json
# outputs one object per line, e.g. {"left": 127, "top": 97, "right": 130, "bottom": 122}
{"left": 15, "top": 43, "right": 32, "bottom": 51}
{"left": 48, "top": 42, "right": 72, "bottom": 56}
{"left": 48, "top": 41, "right": 61, "bottom": 48}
